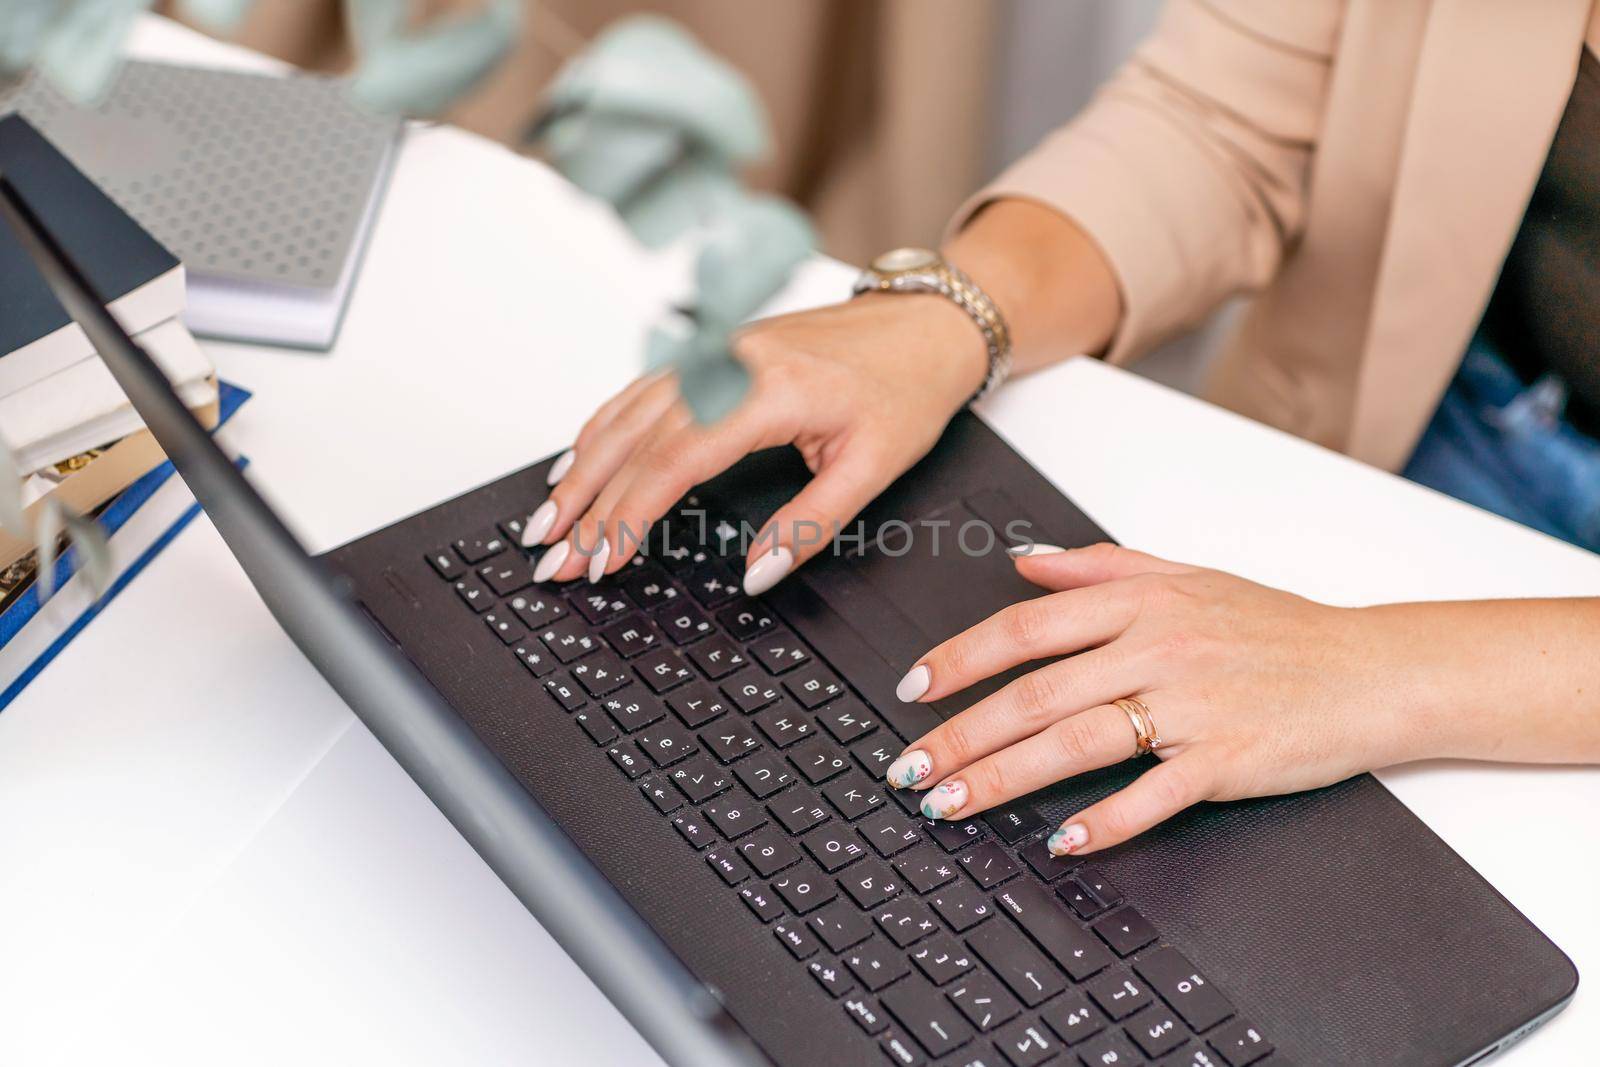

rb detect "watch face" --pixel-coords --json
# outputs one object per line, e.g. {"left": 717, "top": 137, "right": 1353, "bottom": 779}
{"left": 872, "top": 247, "right": 938, "bottom": 273}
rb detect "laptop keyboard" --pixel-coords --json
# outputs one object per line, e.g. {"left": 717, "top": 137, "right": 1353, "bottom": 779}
{"left": 425, "top": 510, "right": 1273, "bottom": 1067}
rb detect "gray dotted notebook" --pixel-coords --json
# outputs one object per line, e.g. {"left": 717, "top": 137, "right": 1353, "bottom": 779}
{"left": 1, "top": 60, "right": 401, "bottom": 349}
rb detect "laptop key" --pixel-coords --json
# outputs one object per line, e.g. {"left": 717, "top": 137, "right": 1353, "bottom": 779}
{"left": 701, "top": 721, "right": 763, "bottom": 763}
{"left": 1039, "top": 990, "right": 1105, "bottom": 1046}
{"left": 704, "top": 846, "right": 751, "bottom": 886}
{"left": 1134, "top": 948, "right": 1233, "bottom": 1033}
{"left": 512, "top": 642, "right": 555, "bottom": 679}
{"left": 1016, "top": 837, "right": 1079, "bottom": 883}
{"left": 737, "top": 828, "right": 803, "bottom": 877}
{"left": 775, "top": 919, "right": 819, "bottom": 959}
{"left": 1077, "top": 868, "right": 1125, "bottom": 911}
{"left": 910, "top": 935, "right": 975, "bottom": 985}
{"left": 454, "top": 575, "right": 493, "bottom": 613}
{"left": 669, "top": 758, "right": 733, "bottom": 804}
{"left": 672, "top": 812, "right": 714, "bottom": 849}
{"left": 859, "top": 810, "right": 923, "bottom": 857}
{"left": 966, "top": 918, "right": 1065, "bottom": 1007}
{"left": 634, "top": 648, "right": 694, "bottom": 692}
{"left": 770, "top": 787, "right": 831, "bottom": 835}
{"left": 1085, "top": 971, "right": 1153, "bottom": 1020}
{"left": 995, "top": 879, "right": 1114, "bottom": 982}
{"left": 750, "top": 629, "right": 811, "bottom": 674}
{"left": 1060, "top": 878, "right": 1108, "bottom": 920}
{"left": 1093, "top": 907, "right": 1158, "bottom": 957}
{"left": 598, "top": 614, "right": 658, "bottom": 657}
{"left": 573, "top": 708, "right": 617, "bottom": 745}
{"left": 544, "top": 674, "right": 585, "bottom": 711}
{"left": 724, "top": 671, "right": 784, "bottom": 714}
{"left": 572, "top": 652, "right": 630, "bottom": 697}
{"left": 703, "top": 796, "right": 767, "bottom": 839}
{"left": 635, "top": 721, "right": 699, "bottom": 766}
{"left": 879, "top": 1032, "right": 925, "bottom": 1067}
{"left": 894, "top": 848, "right": 959, "bottom": 894}
{"left": 539, "top": 618, "right": 599, "bottom": 662}
{"left": 823, "top": 775, "right": 886, "bottom": 820}
{"left": 510, "top": 591, "right": 567, "bottom": 630}
{"left": 817, "top": 698, "right": 878, "bottom": 744}
{"left": 477, "top": 558, "right": 536, "bottom": 597}
{"left": 661, "top": 604, "right": 715, "bottom": 645}
{"left": 946, "top": 973, "right": 1020, "bottom": 1032}
{"left": 809, "top": 958, "right": 856, "bottom": 998}
{"left": 620, "top": 568, "right": 680, "bottom": 611}
{"left": 1075, "top": 1030, "right": 1143, "bottom": 1067}
{"left": 876, "top": 898, "right": 940, "bottom": 947}
{"left": 792, "top": 738, "right": 852, "bottom": 784}
{"left": 639, "top": 775, "right": 682, "bottom": 814}
{"left": 483, "top": 609, "right": 525, "bottom": 644}
{"left": 606, "top": 741, "right": 647, "bottom": 779}
{"left": 686, "top": 560, "right": 740, "bottom": 607}
{"left": 496, "top": 512, "right": 528, "bottom": 544}
{"left": 844, "top": 938, "right": 911, "bottom": 992}
{"left": 980, "top": 804, "right": 1046, "bottom": 845}
{"left": 843, "top": 994, "right": 888, "bottom": 1034}
{"left": 803, "top": 824, "right": 869, "bottom": 873}
{"left": 753, "top": 705, "right": 813, "bottom": 748}
{"left": 740, "top": 883, "right": 784, "bottom": 921}
{"left": 922, "top": 817, "right": 985, "bottom": 852}
{"left": 852, "top": 736, "right": 901, "bottom": 780}
{"left": 993, "top": 1017, "right": 1058, "bottom": 1067}
{"left": 809, "top": 901, "right": 875, "bottom": 953}
{"left": 1207, "top": 1018, "right": 1271, "bottom": 1066}
{"left": 772, "top": 861, "right": 837, "bottom": 914}
{"left": 453, "top": 529, "right": 506, "bottom": 564}
{"left": 1157, "top": 1049, "right": 1226, "bottom": 1067}
{"left": 881, "top": 975, "right": 975, "bottom": 1058}
{"left": 785, "top": 665, "right": 847, "bottom": 709}
{"left": 734, "top": 752, "right": 795, "bottom": 798}
{"left": 958, "top": 842, "right": 1019, "bottom": 889}
{"left": 840, "top": 859, "right": 903, "bottom": 909}
{"left": 931, "top": 882, "right": 995, "bottom": 933}
{"left": 1128, "top": 1005, "right": 1187, "bottom": 1059}
{"left": 669, "top": 683, "right": 733, "bottom": 728}
{"left": 688, "top": 635, "right": 747, "bottom": 679}
{"left": 718, "top": 597, "right": 777, "bottom": 640}
{"left": 603, "top": 692, "right": 666, "bottom": 733}
{"left": 425, "top": 547, "right": 463, "bottom": 580}
{"left": 571, "top": 587, "right": 630, "bottom": 625}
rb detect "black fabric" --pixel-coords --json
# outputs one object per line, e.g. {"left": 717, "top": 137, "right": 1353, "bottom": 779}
{"left": 1483, "top": 47, "right": 1600, "bottom": 438}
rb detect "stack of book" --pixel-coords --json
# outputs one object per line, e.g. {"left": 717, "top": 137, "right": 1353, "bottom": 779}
{"left": 0, "top": 114, "right": 238, "bottom": 708}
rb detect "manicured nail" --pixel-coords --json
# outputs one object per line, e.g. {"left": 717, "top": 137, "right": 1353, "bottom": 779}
{"left": 920, "top": 781, "right": 968, "bottom": 820}
{"left": 885, "top": 749, "right": 932, "bottom": 789}
{"left": 521, "top": 500, "right": 558, "bottom": 547}
{"left": 1007, "top": 543, "right": 1065, "bottom": 557}
{"left": 533, "top": 540, "right": 570, "bottom": 583}
{"left": 547, "top": 449, "right": 575, "bottom": 485}
{"left": 587, "top": 538, "right": 611, "bottom": 583}
{"left": 896, "top": 664, "right": 931, "bottom": 702}
{"left": 1047, "top": 823, "right": 1088, "bottom": 856}
{"left": 743, "top": 545, "right": 793, "bottom": 596}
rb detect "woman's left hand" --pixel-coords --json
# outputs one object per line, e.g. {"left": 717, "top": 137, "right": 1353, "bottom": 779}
{"left": 884, "top": 542, "right": 1437, "bottom": 857}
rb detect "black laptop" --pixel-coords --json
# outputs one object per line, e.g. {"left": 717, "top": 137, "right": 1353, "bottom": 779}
{"left": 3, "top": 173, "right": 1575, "bottom": 1067}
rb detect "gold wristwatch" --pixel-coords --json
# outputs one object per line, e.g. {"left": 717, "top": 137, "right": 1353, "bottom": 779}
{"left": 852, "top": 247, "right": 1013, "bottom": 402}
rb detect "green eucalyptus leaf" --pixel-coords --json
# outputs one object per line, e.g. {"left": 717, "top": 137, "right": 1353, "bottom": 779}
{"left": 0, "top": 1, "right": 56, "bottom": 81}
{"left": 35, "top": 498, "right": 63, "bottom": 603}
{"left": 63, "top": 510, "right": 114, "bottom": 598}
{"left": 0, "top": 435, "right": 27, "bottom": 534}
{"left": 677, "top": 349, "right": 750, "bottom": 424}
{"left": 176, "top": 0, "right": 254, "bottom": 32}
{"left": 34, "top": 0, "right": 150, "bottom": 105}
{"left": 694, "top": 194, "right": 814, "bottom": 329}
{"left": 345, "top": 0, "right": 519, "bottom": 117}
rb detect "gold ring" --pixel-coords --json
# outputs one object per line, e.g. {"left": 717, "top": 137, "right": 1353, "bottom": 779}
{"left": 1115, "top": 697, "right": 1163, "bottom": 756}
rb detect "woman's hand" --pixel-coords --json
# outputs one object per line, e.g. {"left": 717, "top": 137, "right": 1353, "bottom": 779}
{"left": 523, "top": 292, "right": 988, "bottom": 591}
{"left": 884, "top": 543, "right": 1452, "bottom": 857}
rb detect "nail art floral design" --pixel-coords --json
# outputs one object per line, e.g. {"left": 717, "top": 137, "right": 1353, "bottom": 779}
{"left": 885, "top": 749, "right": 932, "bottom": 789}
{"left": 1047, "top": 823, "right": 1088, "bottom": 856}
{"left": 920, "top": 781, "right": 967, "bottom": 820}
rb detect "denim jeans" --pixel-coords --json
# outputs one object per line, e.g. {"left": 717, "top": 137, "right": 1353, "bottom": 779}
{"left": 1403, "top": 334, "right": 1600, "bottom": 552}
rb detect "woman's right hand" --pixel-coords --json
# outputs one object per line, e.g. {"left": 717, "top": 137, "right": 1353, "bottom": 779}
{"left": 523, "top": 291, "right": 990, "bottom": 593}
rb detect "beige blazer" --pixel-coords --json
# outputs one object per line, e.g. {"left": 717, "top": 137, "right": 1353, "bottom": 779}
{"left": 958, "top": 0, "right": 1600, "bottom": 471}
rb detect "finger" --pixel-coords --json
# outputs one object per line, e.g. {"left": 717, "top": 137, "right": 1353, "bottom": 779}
{"left": 896, "top": 584, "right": 1141, "bottom": 704}
{"left": 1044, "top": 756, "right": 1213, "bottom": 856}
{"left": 741, "top": 444, "right": 898, "bottom": 595}
{"left": 883, "top": 647, "right": 1138, "bottom": 791}
{"left": 911, "top": 703, "right": 1136, "bottom": 820}
{"left": 1009, "top": 541, "right": 1195, "bottom": 592}
{"left": 530, "top": 374, "right": 680, "bottom": 547}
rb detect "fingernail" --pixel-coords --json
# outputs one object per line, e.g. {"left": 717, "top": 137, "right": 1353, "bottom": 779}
{"left": 896, "top": 664, "right": 931, "bottom": 703}
{"left": 547, "top": 449, "right": 575, "bottom": 486}
{"left": 920, "top": 781, "right": 968, "bottom": 820}
{"left": 1047, "top": 823, "right": 1088, "bottom": 856}
{"left": 587, "top": 538, "right": 611, "bottom": 583}
{"left": 743, "top": 545, "right": 793, "bottom": 596}
{"left": 885, "top": 749, "right": 932, "bottom": 789}
{"left": 1007, "top": 543, "right": 1066, "bottom": 557}
{"left": 533, "top": 540, "right": 570, "bottom": 583}
{"left": 521, "top": 500, "right": 558, "bottom": 547}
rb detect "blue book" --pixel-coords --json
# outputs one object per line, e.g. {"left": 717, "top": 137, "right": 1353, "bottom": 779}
{"left": 0, "top": 381, "right": 251, "bottom": 709}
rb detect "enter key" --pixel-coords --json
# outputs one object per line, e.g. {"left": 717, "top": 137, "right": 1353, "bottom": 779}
{"left": 995, "top": 879, "right": 1115, "bottom": 981}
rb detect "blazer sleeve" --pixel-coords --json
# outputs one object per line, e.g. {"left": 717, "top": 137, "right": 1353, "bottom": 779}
{"left": 949, "top": 0, "right": 1344, "bottom": 363}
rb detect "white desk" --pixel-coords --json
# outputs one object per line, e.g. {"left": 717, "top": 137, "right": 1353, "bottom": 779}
{"left": 3, "top": 17, "right": 1598, "bottom": 1067}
